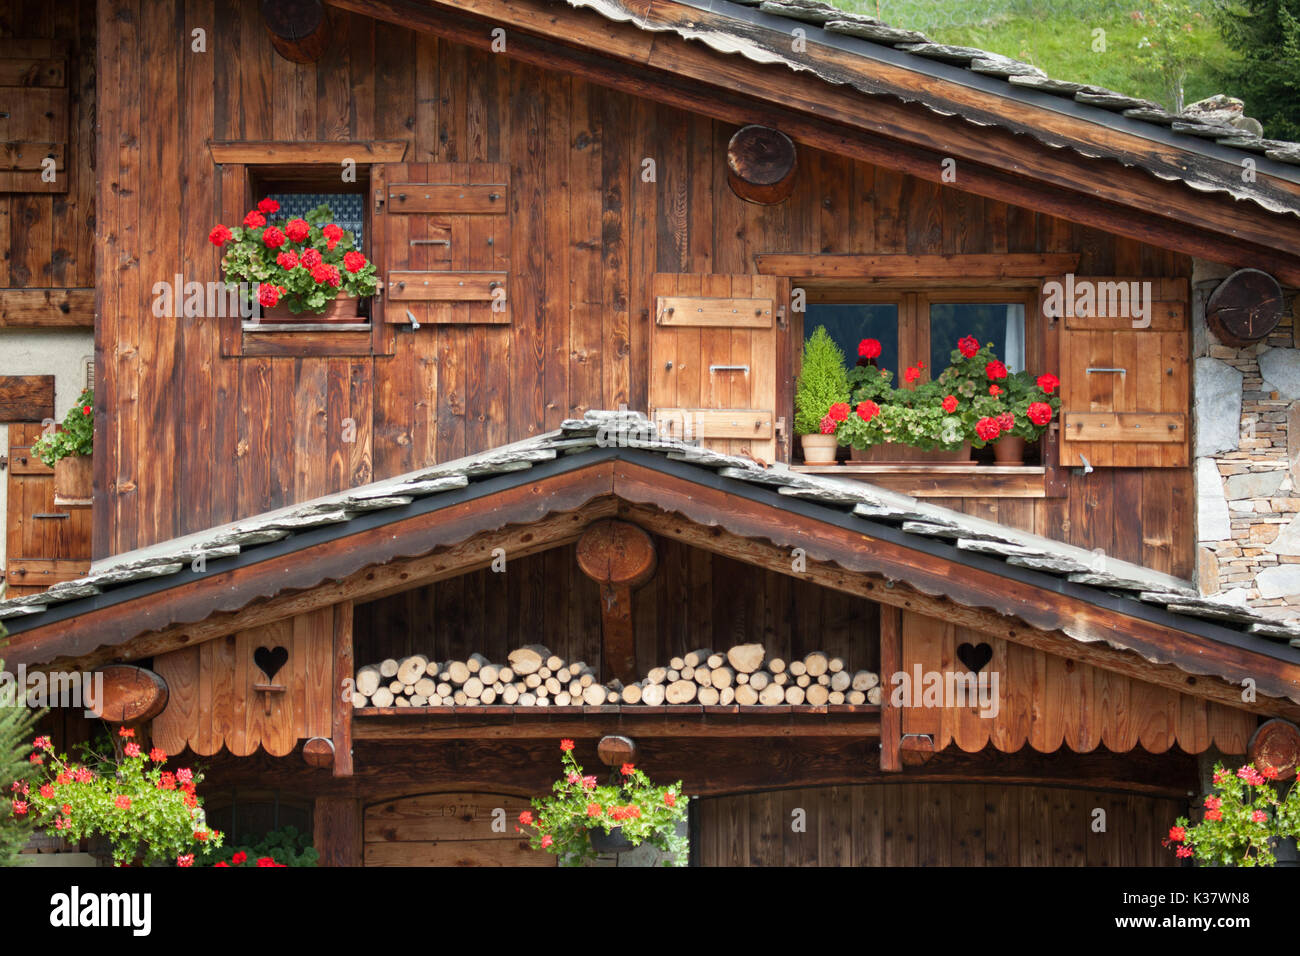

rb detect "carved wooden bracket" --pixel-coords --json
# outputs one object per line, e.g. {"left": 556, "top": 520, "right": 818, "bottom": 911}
{"left": 576, "top": 520, "right": 657, "bottom": 685}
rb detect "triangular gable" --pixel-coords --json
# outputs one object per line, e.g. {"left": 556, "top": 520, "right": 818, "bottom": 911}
{"left": 3, "top": 412, "right": 1300, "bottom": 723}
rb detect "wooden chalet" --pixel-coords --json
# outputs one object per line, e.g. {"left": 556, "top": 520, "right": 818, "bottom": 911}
{"left": 4, "top": 0, "right": 1300, "bottom": 867}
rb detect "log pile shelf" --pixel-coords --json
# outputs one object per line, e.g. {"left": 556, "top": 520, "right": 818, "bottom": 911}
{"left": 350, "top": 643, "right": 881, "bottom": 738}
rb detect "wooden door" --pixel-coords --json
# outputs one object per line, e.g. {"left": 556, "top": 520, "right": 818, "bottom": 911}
{"left": 363, "top": 792, "right": 555, "bottom": 866}
{"left": 1048, "top": 277, "right": 1189, "bottom": 468}
{"left": 649, "top": 273, "right": 790, "bottom": 462}
{"left": 4, "top": 423, "right": 91, "bottom": 597}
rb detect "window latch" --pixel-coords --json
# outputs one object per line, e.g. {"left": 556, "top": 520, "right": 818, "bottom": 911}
{"left": 405, "top": 309, "right": 420, "bottom": 331}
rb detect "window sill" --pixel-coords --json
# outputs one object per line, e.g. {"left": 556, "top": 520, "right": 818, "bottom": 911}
{"left": 238, "top": 324, "right": 375, "bottom": 357}
{"left": 791, "top": 463, "right": 1048, "bottom": 498}
{"left": 242, "top": 322, "right": 371, "bottom": 333}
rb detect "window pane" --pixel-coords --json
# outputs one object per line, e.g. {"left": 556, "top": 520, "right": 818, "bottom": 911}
{"left": 929, "top": 302, "right": 1025, "bottom": 372}
{"left": 805, "top": 303, "right": 900, "bottom": 374}
{"left": 263, "top": 192, "right": 366, "bottom": 248}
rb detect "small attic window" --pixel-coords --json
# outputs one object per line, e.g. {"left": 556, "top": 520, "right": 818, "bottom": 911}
{"left": 260, "top": 192, "right": 366, "bottom": 248}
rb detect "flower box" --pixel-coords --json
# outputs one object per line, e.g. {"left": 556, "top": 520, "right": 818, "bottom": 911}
{"left": 850, "top": 442, "right": 971, "bottom": 464}
{"left": 258, "top": 294, "right": 363, "bottom": 324}
{"left": 53, "top": 454, "right": 93, "bottom": 503}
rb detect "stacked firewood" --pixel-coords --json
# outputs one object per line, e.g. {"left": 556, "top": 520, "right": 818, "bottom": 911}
{"left": 351, "top": 643, "right": 881, "bottom": 709}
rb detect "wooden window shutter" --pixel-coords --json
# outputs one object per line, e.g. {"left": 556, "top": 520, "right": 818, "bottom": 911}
{"left": 4, "top": 424, "right": 90, "bottom": 596}
{"left": 0, "top": 39, "right": 69, "bottom": 194}
{"left": 1047, "top": 276, "right": 1189, "bottom": 468}
{"left": 649, "top": 273, "right": 791, "bottom": 463}
{"left": 371, "top": 162, "right": 509, "bottom": 354}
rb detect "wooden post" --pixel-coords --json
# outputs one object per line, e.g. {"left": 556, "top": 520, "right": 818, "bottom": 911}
{"left": 576, "top": 520, "right": 657, "bottom": 685}
{"left": 726, "top": 125, "right": 798, "bottom": 205}
{"left": 879, "top": 605, "right": 902, "bottom": 772}
{"left": 260, "top": 0, "right": 332, "bottom": 64}
{"left": 331, "top": 602, "right": 354, "bottom": 777}
{"left": 313, "top": 796, "right": 362, "bottom": 866}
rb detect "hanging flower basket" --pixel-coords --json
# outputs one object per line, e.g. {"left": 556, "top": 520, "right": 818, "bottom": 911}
{"left": 588, "top": 825, "right": 635, "bottom": 854}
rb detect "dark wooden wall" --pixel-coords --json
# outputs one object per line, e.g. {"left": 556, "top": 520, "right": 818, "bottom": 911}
{"left": 695, "top": 783, "right": 1184, "bottom": 866}
{"left": 0, "top": 0, "right": 96, "bottom": 291}
{"left": 355, "top": 535, "right": 881, "bottom": 682}
{"left": 94, "top": 0, "right": 1193, "bottom": 579}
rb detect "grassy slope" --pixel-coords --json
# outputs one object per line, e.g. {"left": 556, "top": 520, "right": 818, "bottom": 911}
{"left": 836, "top": 0, "right": 1239, "bottom": 112}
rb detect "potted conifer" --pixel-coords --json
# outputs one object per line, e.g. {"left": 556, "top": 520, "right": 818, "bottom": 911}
{"left": 795, "top": 326, "right": 850, "bottom": 465}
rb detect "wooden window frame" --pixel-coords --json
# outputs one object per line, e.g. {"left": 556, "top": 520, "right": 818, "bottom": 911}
{"left": 213, "top": 142, "right": 407, "bottom": 359}
{"left": 791, "top": 281, "right": 1066, "bottom": 498}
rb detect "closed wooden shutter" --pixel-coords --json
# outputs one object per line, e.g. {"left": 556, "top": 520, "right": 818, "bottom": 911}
{"left": 372, "top": 162, "right": 509, "bottom": 344}
{"left": 1047, "top": 276, "right": 1189, "bottom": 468}
{"left": 0, "top": 39, "right": 69, "bottom": 193}
{"left": 4, "top": 424, "right": 90, "bottom": 597}
{"left": 649, "top": 274, "right": 790, "bottom": 462}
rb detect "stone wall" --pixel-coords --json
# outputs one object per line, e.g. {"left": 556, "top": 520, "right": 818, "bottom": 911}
{"left": 1193, "top": 261, "right": 1300, "bottom": 619}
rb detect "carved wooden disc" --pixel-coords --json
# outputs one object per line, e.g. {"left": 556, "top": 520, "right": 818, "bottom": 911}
{"left": 303, "top": 737, "right": 336, "bottom": 769}
{"left": 1248, "top": 719, "right": 1300, "bottom": 780}
{"left": 93, "top": 664, "right": 169, "bottom": 724}
{"left": 1207, "top": 268, "right": 1283, "bottom": 346}
{"left": 576, "top": 519, "right": 657, "bottom": 588}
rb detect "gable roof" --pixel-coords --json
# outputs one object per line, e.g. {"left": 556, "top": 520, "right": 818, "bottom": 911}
{"left": 4, "top": 411, "right": 1300, "bottom": 714}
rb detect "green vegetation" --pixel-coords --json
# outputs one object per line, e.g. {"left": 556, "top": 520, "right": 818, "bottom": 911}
{"left": 794, "top": 327, "right": 851, "bottom": 436}
{"left": 0, "top": 656, "right": 43, "bottom": 866}
{"left": 839, "top": 0, "right": 1240, "bottom": 116}
{"left": 1217, "top": 0, "right": 1300, "bottom": 140}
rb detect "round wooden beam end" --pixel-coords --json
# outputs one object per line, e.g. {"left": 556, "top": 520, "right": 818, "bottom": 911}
{"left": 576, "top": 519, "right": 657, "bottom": 588}
{"left": 1207, "top": 268, "right": 1283, "bottom": 346}
{"left": 597, "top": 735, "right": 637, "bottom": 768}
{"left": 303, "top": 737, "right": 336, "bottom": 769}
{"left": 92, "top": 665, "right": 169, "bottom": 724}
{"left": 727, "top": 125, "right": 797, "bottom": 205}
{"left": 261, "top": 0, "right": 331, "bottom": 64}
{"left": 1248, "top": 719, "right": 1300, "bottom": 780}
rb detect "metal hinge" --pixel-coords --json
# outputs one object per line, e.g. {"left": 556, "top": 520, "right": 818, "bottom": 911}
{"left": 374, "top": 188, "right": 385, "bottom": 213}
{"left": 0, "top": 455, "right": 7, "bottom": 471}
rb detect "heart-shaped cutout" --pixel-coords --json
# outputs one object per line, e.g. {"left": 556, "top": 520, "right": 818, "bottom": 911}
{"left": 254, "top": 645, "right": 289, "bottom": 683}
{"left": 957, "top": 642, "right": 993, "bottom": 674}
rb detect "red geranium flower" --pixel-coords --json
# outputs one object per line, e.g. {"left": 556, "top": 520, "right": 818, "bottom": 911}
{"left": 858, "top": 338, "right": 882, "bottom": 360}
{"left": 587, "top": 803, "right": 602, "bottom": 817}
{"left": 34, "top": 736, "right": 51, "bottom": 751}
{"left": 276, "top": 251, "right": 299, "bottom": 271}
{"left": 119, "top": 727, "right": 135, "bottom": 738}
{"left": 941, "top": 395, "right": 958, "bottom": 413}
{"left": 988, "top": 384, "right": 1002, "bottom": 397}
{"left": 39, "top": 784, "right": 53, "bottom": 799}
{"left": 29, "top": 753, "right": 42, "bottom": 765}
{"left": 257, "top": 198, "right": 280, "bottom": 214}
{"left": 176, "top": 768, "right": 192, "bottom": 783}
{"left": 903, "top": 365, "right": 921, "bottom": 385}
{"left": 620, "top": 763, "right": 635, "bottom": 776}
{"left": 1168, "top": 825, "right": 1185, "bottom": 843}
{"left": 1263, "top": 765, "right": 1280, "bottom": 780}
{"left": 258, "top": 284, "right": 283, "bottom": 308}
{"left": 665, "top": 791, "right": 677, "bottom": 808}
{"left": 995, "top": 412, "right": 1015, "bottom": 432}
{"left": 1205, "top": 809, "right": 1223, "bottom": 822}
{"left": 819, "top": 414, "right": 837, "bottom": 435}
{"left": 73, "top": 768, "right": 92, "bottom": 784}
{"left": 301, "top": 248, "right": 322, "bottom": 269}
{"left": 958, "top": 335, "right": 979, "bottom": 358}
{"left": 124, "top": 743, "right": 140, "bottom": 758}
{"left": 262, "top": 226, "right": 286, "bottom": 249}
{"left": 857, "top": 400, "right": 880, "bottom": 423}
{"left": 208, "top": 224, "right": 232, "bottom": 247}
{"left": 82, "top": 405, "right": 91, "bottom": 415}
{"left": 540, "top": 834, "right": 553, "bottom": 848}
{"left": 11, "top": 799, "right": 27, "bottom": 816}
{"left": 828, "top": 402, "right": 850, "bottom": 423}
{"left": 985, "top": 360, "right": 1008, "bottom": 380}
{"left": 232, "top": 851, "right": 247, "bottom": 866}
{"left": 1252, "top": 810, "right": 1268, "bottom": 823}
{"left": 560, "top": 739, "right": 575, "bottom": 752}
{"left": 581, "top": 775, "right": 597, "bottom": 789}
{"left": 1176, "top": 845, "right": 1193, "bottom": 858}
{"left": 149, "top": 747, "right": 166, "bottom": 763}
{"left": 343, "top": 250, "right": 367, "bottom": 273}
{"left": 519, "top": 810, "right": 534, "bottom": 826}
{"left": 322, "top": 223, "right": 344, "bottom": 250}
{"left": 1036, "top": 373, "right": 1059, "bottom": 394}
{"left": 975, "top": 417, "right": 1000, "bottom": 442}
{"left": 195, "top": 830, "right": 209, "bottom": 841}
{"left": 214, "top": 862, "right": 229, "bottom": 867}
{"left": 1026, "top": 402, "right": 1051, "bottom": 426}
{"left": 114, "top": 795, "right": 131, "bottom": 809}
{"left": 1204, "top": 796, "right": 1221, "bottom": 810}
{"left": 285, "top": 218, "right": 310, "bottom": 243}
{"left": 243, "top": 210, "right": 266, "bottom": 229}
{"left": 158, "top": 772, "right": 176, "bottom": 790}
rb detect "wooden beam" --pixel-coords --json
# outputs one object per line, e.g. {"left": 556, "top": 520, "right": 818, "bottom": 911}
{"left": 576, "top": 519, "right": 657, "bottom": 684}
{"left": 0, "top": 289, "right": 94, "bottom": 328}
{"left": 326, "top": 0, "right": 1300, "bottom": 282}
{"left": 0, "top": 375, "right": 54, "bottom": 422}
{"left": 603, "top": 464, "right": 1300, "bottom": 719}
{"left": 352, "top": 709, "right": 881, "bottom": 739}
{"left": 879, "top": 605, "right": 902, "bottom": 772}
{"left": 331, "top": 601, "right": 354, "bottom": 777}
{"left": 194, "top": 736, "right": 1199, "bottom": 800}
{"left": 755, "top": 253, "right": 1082, "bottom": 279}
{"left": 6, "top": 467, "right": 620, "bottom": 670}
{"left": 208, "top": 140, "right": 408, "bottom": 164}
{"left": 313, "top": 796, "right": 362, "bottom": 866}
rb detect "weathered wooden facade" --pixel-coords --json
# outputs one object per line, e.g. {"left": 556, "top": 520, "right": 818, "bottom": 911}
{"left": 6, "top": 0, "right": 1300, "bottom": 867}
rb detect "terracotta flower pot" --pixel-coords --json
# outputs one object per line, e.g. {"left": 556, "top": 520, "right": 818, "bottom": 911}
{"left": 800, "top": 434, "right": 839, "bottom": 465}
{"left": 53, "top": 454, "right": 93, "bottom": 502}
{"left": 588, "top": 826, "right": 635, "bottom": 854}
{"left": 850, "top": 442, "right": 971, "bottom": 464}
{"left": 257, "top": 295, "right": 362, "bottom": 324}
{"left": 992, "top": 436, "right": 1026, "bottom": 464}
